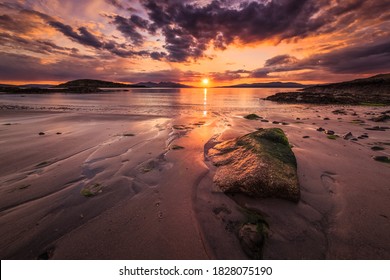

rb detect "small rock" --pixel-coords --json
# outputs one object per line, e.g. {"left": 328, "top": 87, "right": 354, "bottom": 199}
{"left": 244, "top": 114, "right": 262, "bottom": 120}
{"left": 351, "top": 138, "right": 358, "bottom": 141}
{"left": 282, "top": 122, "right": 289, "bottom": 125}
{"left": 239, "top": 224, "right": 264, "bottom": 259}
{"left": 366, "top": 126, "right": 389, "bottom": 131}
{"left": 343, "top": 132, "right": 353, "bottom": 140}
{"left": 332, "top": 109, "right": 347, "bottom": 115}
{"left": 261, "top": 120, "right": 269, "bottom": 123}
{"left": 325, "top": 130, "right": 335, "bottom": 135}
{"left": 324, "top": 117, "right": 330, "bottom": 120}
{"left": 371, "top": 146, "right": 385, "bottom": 151}
{"left": 373, "top": 156, "right": 390, "bottom": 163}
{"left": 56, "top": 132, "right": 62, "bottom": 135}
{"left": 370, "top": 115, "right": 390, "bottom": 122}
{"left": 272, "top": 121, "right": 280, "bottom": 124}
{"left": 317, "top": 127, "right": 325, "bottom": 132}
{"left": 38, "top": 132, "right": 45, "bottom": 135}
{"left": 37, "top": 248, "right": 55, "bottom": 260}
{"left": 303, "top": 136, "right": 310, "bottom": 139}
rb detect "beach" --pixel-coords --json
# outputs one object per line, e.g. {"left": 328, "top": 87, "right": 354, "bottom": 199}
{"left": 0, "top": 89, "right": 389, "bottom": 259}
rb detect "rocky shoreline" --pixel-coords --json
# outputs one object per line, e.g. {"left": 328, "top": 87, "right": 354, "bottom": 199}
{"left": 265, "top": 90, "right": 390, "bottom": 105}
{"left": 266, "top": 74, "right": 390, "bottom": 105}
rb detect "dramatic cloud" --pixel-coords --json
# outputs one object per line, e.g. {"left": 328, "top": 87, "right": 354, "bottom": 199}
{"left": 314, "top": 38, "right": 390, "bottom": 74}
{"left": 0, "top": 52, "right": 100, "bottom": 81}
{"left": 49, "top": 21, "right": 104, "bottom": 49}
{"left": 250, "top": 37, "right": 390, "bottom": 78}
{"left": 265, "top": 55, "right": 299, "bottom": 67}
{"left": 136, "top": 0, "right": 326, "bottom": 61}
{"left": 0, "top": 32, "right": 80, "bottom": 56}
{"left": 105, "top": 14, "right": 145, "bottom": 46}
{"left": 0, "top": 0, "right": 389, "bottom": 83}
{"left": 105, "top": 0, "right": 126, "bottom": 10}
{"left": 48, "top": 20, "right": 152, "bottom": 58}
{"left": 132, "top": 0, "right": 390, "bottom": 62}
{"left": 210, "top": 69, "right": 252, "bottom": 81}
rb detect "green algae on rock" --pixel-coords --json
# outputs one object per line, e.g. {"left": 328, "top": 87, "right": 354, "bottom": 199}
{"left": 209, "top": 128, "right": 300, "bottom": 202}
{"left": 244, "top": 114, "right": 262, "bottom": 120}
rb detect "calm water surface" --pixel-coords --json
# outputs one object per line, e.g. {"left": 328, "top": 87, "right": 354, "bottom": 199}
{"left": 0, "top": 88, "right": 299, "bottom": 116}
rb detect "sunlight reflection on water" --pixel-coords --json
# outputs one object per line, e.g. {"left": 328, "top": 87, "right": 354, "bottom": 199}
{"left": 0, "top": 87, "right": 300, "bottom": 116}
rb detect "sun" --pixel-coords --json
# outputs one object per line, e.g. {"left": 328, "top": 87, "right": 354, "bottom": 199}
{"left": 202, "top": 78, "right": 209, "bottom": 86}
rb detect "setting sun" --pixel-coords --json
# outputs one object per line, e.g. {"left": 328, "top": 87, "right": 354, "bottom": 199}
{"left": 202, "top": 78, "right": 209, "bottom": 86}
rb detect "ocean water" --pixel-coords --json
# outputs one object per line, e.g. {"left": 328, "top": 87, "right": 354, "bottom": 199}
{"left": 0, "top": 88, "right": 298, "bottom": 116}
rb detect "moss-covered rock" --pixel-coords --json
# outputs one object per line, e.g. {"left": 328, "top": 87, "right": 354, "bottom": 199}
{"left": 80, "top": 183, "right": 103, "bottom": 197}
{"left": 244, "top": 114, "right": 261, "bottom": 120}
{"left": 239, "top": 224, "right": 264, "bottom": 259}
{"left": 209, "top": 128, "right": 300, "bottom": 202}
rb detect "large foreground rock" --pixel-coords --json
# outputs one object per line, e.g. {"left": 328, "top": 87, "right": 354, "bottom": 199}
{"left": 209, "top": 128, "right": 300, "bottom": 202}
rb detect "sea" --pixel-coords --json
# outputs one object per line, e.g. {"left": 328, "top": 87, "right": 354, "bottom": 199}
{"left": 0, "top": 88, "right": 299, "bottom": 116}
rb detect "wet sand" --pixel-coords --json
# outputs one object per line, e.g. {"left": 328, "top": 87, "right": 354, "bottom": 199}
{"left": 0, "top": 100, "right": 389, "bottom": 259}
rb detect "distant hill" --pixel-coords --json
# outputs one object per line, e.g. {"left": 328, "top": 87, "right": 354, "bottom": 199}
{"left": 303, "top": 74, "right": 390, "bottom": 95}
{"left": 0, "top": 79, "right": 192, "bottom": 93}
{"left": 223, "top": 82, "right": 305, "bottom": 88}
{"left": 134, "top": 81, "right": 192, "bottom": 88}
{"left": 0, "top": 84, "right": 17, "bottom": 87}
{"left": 20, "top": 84, "right": 55, "bottom": 88}
{"left": 57, "top": 79, "right": 191, "bottom": 88}
{"left": 57, "top": 79, "right": 144, "bottom": 88}
{"left": 266, "top": 74, "right": 390, "bottom": 104}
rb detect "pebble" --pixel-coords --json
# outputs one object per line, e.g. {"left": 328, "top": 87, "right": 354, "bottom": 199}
{"left": 325, "top": 130, "right": 335, "bottom": 135}
{"left": 343, "top": 132, "right": 353, "bottom": 140}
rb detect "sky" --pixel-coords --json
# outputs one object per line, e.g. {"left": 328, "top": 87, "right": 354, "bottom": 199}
{"left": 0, "top": 0, "right": 389, "bottom": 86}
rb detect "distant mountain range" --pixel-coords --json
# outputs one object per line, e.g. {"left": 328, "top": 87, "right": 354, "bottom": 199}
{"left": 21, "top": 84, "right": 55, "bottom": 88}
{"left": 2, "top": 75, "right": 389, "bottom": 98}
{"left": 57, "top": 79, "right": 304, "bottom": 88}
{"left": 1, "top": 79, "right": 305, "bottom": 90}
{"left": 221, "top": 82, "right": 305, "bottom": 88}
{"left": 57, "top": 79, "right": 143, "bottom": 88}
{"left": 266, "top": 74, "right": 390, "bottom": 104}
{"left": 0, "top": 83, "right": 54, "bottom": 88}
{"left": 56, "top": 79, "right": 194, "bottom": 88}
{"left": 133, "top": 81, "right": 192, "bottom": 88}
{"left": 0, "top": 79, "right": 194, "bottom": 93}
